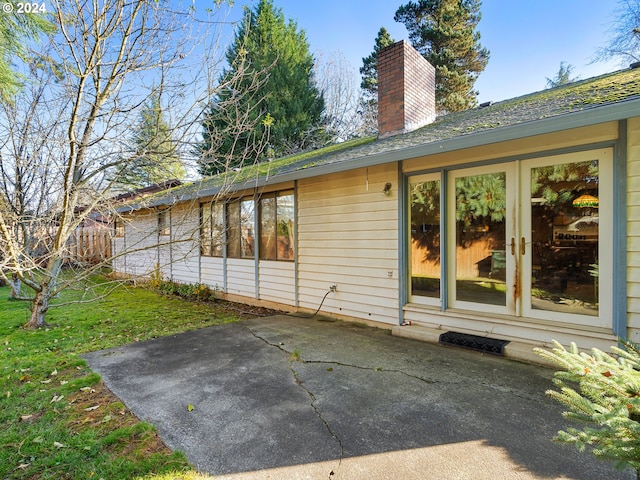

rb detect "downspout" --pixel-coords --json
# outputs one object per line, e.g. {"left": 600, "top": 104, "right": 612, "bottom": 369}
{"left": 223, "top": 200, "right": 228, "bottom": 294}
{"left": 398, "top": 163, "right": 406, "bottom": 325}
{"left": 254, "top": 190, "right": 260, "bottom": 300}
{"left": 123, "top": 219, "right": 127, "bottom": 274}
{"left": 198, "top": 204, "right": 202, "bottom": 285}
{"left": 440, "top": 169, "right": 448, "bottom": 312}
{"left": 614, "top": 120, "right": 628, "bottom": 339}
{"left": 157, "top": 211, "right": 161, "bottom": 277}
{"left": 294, "top": 180, "right": 299, "bottom": 308}
{"left": 169, "top": 208, "right": 173, "bottom": 281}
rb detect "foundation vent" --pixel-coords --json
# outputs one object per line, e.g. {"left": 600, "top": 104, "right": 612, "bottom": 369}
{"left": 439, "top": 331, "right": 509, "bottom": 356}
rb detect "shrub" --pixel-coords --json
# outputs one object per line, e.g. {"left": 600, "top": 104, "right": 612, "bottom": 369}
{"left": 535, "top": 340, "right": 640, "bottom": 475}
{"left": 151, "top": 278, "right": 216, "bottom": 303}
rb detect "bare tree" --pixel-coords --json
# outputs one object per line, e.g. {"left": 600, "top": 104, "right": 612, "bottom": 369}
{"left": 0, "top": 0, "right": 269, "bottom": 328}
{"left": 314, "top": 51, "right": 365, "bottom": 141}
{"left": 594, "top": 0, "right": 640, "bottom": 65}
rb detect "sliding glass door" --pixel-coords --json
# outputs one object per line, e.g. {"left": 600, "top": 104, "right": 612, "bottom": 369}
{"left": 408, "top": 148, "right": 613, "bottom": 327}
{"left": 447, "top": 164, "right": 516, "bottom": 315}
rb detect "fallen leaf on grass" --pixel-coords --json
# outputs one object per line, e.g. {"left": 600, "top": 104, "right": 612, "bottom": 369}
{"left": 20, "top": 414, "right": 34, "bottom": 422}
{"left": 50, "top": 394, "right": 64, "bottom": 403}
{"left": 84, "top": 405, "right": 100, "bottom": 412}
{"left": 17, "top": 463, "right": 30, "bottom": 470}
{"left": 41, "top": 379, "right": 51, "bottom": 384}
{"left": 53, "top": 441, "right": 65, "bottom": 448}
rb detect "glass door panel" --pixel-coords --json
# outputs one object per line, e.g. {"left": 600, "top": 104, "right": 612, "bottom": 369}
{"left": 521, "top": 149, "right": 613, "bottom": 327}
{"left": 448, "top": 165, "right": 515, "bottom": 314}
{"left": 409, "top": 174, "right": 441, "bottom": 304}
{"left": 530, "top": 161, "right": 599, "bottom": 315}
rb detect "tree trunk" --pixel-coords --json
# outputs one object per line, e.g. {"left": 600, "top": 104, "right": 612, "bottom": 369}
{"left": 25, "top": 285, "right": 50, "bottom": 329}
{"left": 9, "top": 274, "right": 21, "bottom": 299}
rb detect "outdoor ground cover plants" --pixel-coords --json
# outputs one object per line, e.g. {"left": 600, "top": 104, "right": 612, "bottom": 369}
{"left": 0, "top": 274, "right": 270, "bottom": 479}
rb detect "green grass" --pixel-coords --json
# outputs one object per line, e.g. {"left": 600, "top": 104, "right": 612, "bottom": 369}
{"left": 0, "top": 275, "right": 253, "bottom": 479}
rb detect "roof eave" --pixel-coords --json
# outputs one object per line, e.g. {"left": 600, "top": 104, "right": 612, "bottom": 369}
{"left": 119, "top": 96, "right": 640, "bottom": 212}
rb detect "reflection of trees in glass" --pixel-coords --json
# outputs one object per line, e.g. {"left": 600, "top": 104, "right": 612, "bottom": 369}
{"left": 531, "top": 161, "right": 598, "bottom": 212}
{"left": 241, "top": 199, "right": 255, "bottom": 258}
{"left": 455, "top": 173, "right": 506, "bottom": 250}
{"left": 455, "top": 173, "right": 506, "bottom": 226}
{"left": 276, "top": 193, "right": 294, "bottom": 260}
{"left": 411, "top": 180, "right": 440, "bottom": 263}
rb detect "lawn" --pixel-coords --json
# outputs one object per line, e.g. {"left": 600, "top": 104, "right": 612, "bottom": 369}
{"left": 0, "top": 275, "right": 269, "bottom": 479}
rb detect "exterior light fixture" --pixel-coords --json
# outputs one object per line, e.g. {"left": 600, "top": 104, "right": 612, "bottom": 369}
{"left": 383, "top": 182, "right": 392, "bottom": 196}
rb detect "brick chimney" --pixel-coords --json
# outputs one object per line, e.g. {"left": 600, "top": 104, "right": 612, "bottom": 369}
{"left": 377, "top": 40, "right": 436, "bottom": 139}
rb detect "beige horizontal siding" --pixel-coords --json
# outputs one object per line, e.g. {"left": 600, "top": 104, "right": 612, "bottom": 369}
{"left": 258, "top": 261, "right": 295, "bottom": 304}
{"left": 297, "top": 163, "right": 399, "bottom": 325}
{"left": 111, "top": 237, "right": 125, "bottom": 272}
{"left": 119, "top": 211, "right": 157, "bottom": 277}
{"left": 226, "top": 258, "right": 255, "bottom": 297}
{"left": 201, "top": 257, "right": 224, "bottom": 290}
{"left": 169, "top": 204, "right": 200, "bottom": 284}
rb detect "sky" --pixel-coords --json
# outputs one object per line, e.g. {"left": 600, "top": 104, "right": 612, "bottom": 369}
{"left": 225, "top": 0, "right": 624, "bottom": 104}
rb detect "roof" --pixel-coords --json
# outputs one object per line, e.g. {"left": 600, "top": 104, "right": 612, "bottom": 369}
{"left": 121, "top": 67, "right": 640, "bottom": 212}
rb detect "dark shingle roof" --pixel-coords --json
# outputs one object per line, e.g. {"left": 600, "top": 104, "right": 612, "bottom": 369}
{"left": 123, "top": 67, "right": 640, "bottom": 211}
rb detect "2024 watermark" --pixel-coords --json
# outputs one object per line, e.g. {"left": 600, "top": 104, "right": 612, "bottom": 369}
{"left": 2, "top": 2, "right": 47, "bottom": 13}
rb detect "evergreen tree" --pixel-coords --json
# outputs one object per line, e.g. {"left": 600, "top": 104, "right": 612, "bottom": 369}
{"left": 535, "top": 340, "right": 640, "bottom": 475}
{"left": 394, "top": 0, "right": 489, "bottom": 113}
{"left": 116, "top": 92, "right": 185, "bottom": 188}
{"left": 546, "top": 62, "right": 579, "bottom": 88}
{"left": 0, "top": 2, "right": 55, "bottom": 97}
{"left": 198, "top": 0, "right": 325, "bottom": 176}
{"left": 359, "top": 27, "right": 395, "bottom": 134}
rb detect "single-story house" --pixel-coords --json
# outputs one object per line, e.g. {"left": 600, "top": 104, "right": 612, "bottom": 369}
{"left": 113, "top": 40, "right": 640, "bottom": 363}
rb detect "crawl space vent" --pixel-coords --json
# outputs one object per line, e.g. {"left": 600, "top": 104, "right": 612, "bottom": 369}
{"left": 439, "top": 331, "right": 509, "bottom": 356}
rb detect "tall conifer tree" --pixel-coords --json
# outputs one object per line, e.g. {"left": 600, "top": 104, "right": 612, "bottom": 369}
{"left": 198, "top": 0, "right": 325, "bottom": 176}
{"left": 394, "top": 0, "right": 489, "bottom": 113}
{"left": 359, "top": 27, "right": 395, "bottom": 134}
{"left": 116, "top": 92, "right": 185, "bottom": 188}
{"left": 0, "top": 2, "right": 54, "bottom": 97}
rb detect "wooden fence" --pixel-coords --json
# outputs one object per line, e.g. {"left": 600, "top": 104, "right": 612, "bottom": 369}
{"left": 66, "top": 226, "right": 112, "bottom": 265}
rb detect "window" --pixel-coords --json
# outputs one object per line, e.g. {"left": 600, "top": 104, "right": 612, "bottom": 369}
{"left": 409, "top": 175, "right": 440, "bottom": 303}
{"left": 200, "top": 202, "right": 224, "bottom": 256}
{"left": 114, "top": 218, "right": 124, "bottom": 238}
{"left": 240, "top": 199, "right": 255, "bottom": 258}
{"left": 158, "top": 210, "right": 170, "bottom": 236}
{"left": 226, "top": 198, "right": 255, "bottom": 258}
{"left": 200, "top": 191, "right": 295, "bottom": 261}
{"left": 259, "top": 191, "right": 294, "bottom": 261}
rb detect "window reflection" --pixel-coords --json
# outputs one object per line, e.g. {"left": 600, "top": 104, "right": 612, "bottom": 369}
{"left": 530, "top": 160, "right": 599, "bottom": 315}
{"left": 410, "top": 179, "right": 441, "bottom": 299}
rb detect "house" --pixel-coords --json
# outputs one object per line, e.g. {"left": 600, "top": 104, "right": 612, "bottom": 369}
{"left": 66, "top": 180, "right": 182, "bottom": 265}
{"left": 113, "top": 40, "right": 640, "bottom": 363}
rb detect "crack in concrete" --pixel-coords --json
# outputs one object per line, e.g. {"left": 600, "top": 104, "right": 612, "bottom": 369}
{"left": 303, "top": 359, "right": 439, "bottom": 385}
{"left": 244, "top": 326, "right": 345, "bottom": 478}
{"left": 244, "top": 324, "right": 548, "bottom": 479}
